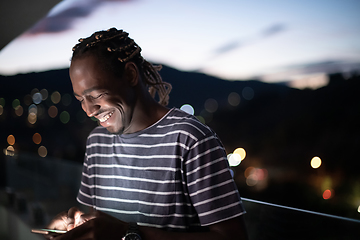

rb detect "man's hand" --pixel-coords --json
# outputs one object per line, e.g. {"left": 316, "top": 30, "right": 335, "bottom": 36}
{"left": 46, "top": 208, "right": 128, "bottom": 240}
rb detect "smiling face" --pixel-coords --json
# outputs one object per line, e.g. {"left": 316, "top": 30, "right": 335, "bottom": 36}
{"left": 70, "top": 53, "right": 137, "bottom": 134}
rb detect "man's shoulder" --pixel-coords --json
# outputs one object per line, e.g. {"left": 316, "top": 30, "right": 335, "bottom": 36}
{"left": 160, "top": 108, "right": 214, "bottom": 138}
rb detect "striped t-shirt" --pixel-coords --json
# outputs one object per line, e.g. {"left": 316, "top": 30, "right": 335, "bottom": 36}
{"left": 77, "top": 108, "right": 245, "bottom": 231}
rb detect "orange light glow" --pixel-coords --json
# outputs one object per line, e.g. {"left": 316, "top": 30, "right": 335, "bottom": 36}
{"left": 7, "top": 135, "right": 15, "bottom": 145}
{"left": 234, "top": 148, "right": 246, "bottom": 161}
{"left": 33, "top": 133, "right": 42, "bottom": 144}
{"left": 323, "top": 189, "right": 333, "bottom": 200}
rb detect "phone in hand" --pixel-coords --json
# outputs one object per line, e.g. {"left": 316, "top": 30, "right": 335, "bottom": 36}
{"left": 31, "top": 229, "right": 67, "bottom": 235}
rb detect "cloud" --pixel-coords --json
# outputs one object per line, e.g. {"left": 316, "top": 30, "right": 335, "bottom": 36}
{"left": 25, "top": 0, "right": 130, "bottom": 35}
{"left": 213, "top": 23, "right": 287, "bottom": 56}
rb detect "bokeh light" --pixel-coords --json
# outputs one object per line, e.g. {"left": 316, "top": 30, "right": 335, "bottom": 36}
{"left": 60, "top": 111, "right": 70, "bottom": 124}
{"left": 244, "top": 167, "right": 268, "bottom": 187}
{"left": 12, "top": 99, "right": 20, "bottom": 109}
{"left": 0, "top": 105, "right": 3, "bottom": 115}
{"left": 311, "top": 156, "right": 322, "bottom": 169}
{"left": 32, "top": 92, "right": 43, "bottom": 104}
{"left": 48, "top": 106, "right": 58, "bottom": 118}
{"left": 357, "top": 205, "right": 360, "bottom": 213}
{"left": 40, "top": 89, "right": 48, "bottom": 100}
{"left": 242, "top": 87, "right": 254, "bottom": 100}
{"left": 14, "top": 105, "right": 23, "bottom": 117}
{"left": 323, "top": 189, "right": 333, "bottom": 200}
{"left": 204, "top": 98, "right": 218, "bottom": 113}
{"left": 0, "top": 97, "right": 5, "bottom": 106}
{"left": 180, "top": 104, "right": 195, "bottom": 115}
{"left": 28, "top": 112, "right": 37, "bottom": 124}
{"left": 24, "top": 94, "right": 32, "bottom": 106}
{"left": 62, "top": 93, "right": 72, "bottom": 106}
{"left": 234, "top": 147, "right": 246, "bottom": 161}
{"left": 28, "top": 104, "right": 37, "bottom": 115}
{"left": 228, "top": 92, "right": 240, "bottom": 106}
{"left": 4, "top": 146, "right": 15, "bottom": 156}
{"left": 38, "top": 146, "right": 48, "bottom": 157}
{"left": 33, "top": 133, "right": 42, "bottom": 145}
{"left": 227, "top": 153, "right": 241, "bottom": 167}
{"left": 7, "top": 135, "right": 15, "bottom": 145}
{"left": 51, "top": 91, "right": 61, "bottom": 104}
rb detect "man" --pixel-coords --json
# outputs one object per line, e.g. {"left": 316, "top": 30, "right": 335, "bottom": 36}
{"left": 47, "top": 28, "right": 248, "bottom": 240}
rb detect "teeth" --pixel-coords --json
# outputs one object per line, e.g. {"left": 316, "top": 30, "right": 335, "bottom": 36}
{"left": 99, "top": 112, "right": 113, "bottom": 123}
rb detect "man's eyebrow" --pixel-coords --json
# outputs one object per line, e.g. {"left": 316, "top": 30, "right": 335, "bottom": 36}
{"left": 73, "top": 87, "right": 103, "bottom": 97}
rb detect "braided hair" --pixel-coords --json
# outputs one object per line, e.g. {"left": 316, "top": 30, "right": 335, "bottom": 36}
{"left": 71, "top": 28, "right": 172, "bottom": 106}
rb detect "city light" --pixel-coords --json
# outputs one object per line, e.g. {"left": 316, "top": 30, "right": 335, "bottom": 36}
{"left": 323, "top": 189, "right": 333, "bottom": 200}
{"left": 4, "top": 146, "right": 15, "bottom": 156}
{"left": 7, "top": 135, "right": 15, "bottom": 145}
{"left": 48, "top": 106, "right": 58, "bottom": 118}
{"left": 204, "top": 98, "right": 218, "bottom": 113}
{"left": 51, "top": 91, "right": 61, "bottom": 104}
{"left": 38, "top": 146, "right": 48, "bottom": 157}
{"left": 311, "top": 156, "right": 322, "bottom": 169}
{"left": 227, "top": 153, "right": 241, "bottom": 167}
{"left": 180, "top": 104, "right": 194, "bottom": 115}
{"left": 33, "top": 133, "right": 42, "bottom": 145}
{"left": 228, "top": 92, "right": 240, "bottom": 106}
{"left": 234, "top": 148, "right": 246, "bottom": 161}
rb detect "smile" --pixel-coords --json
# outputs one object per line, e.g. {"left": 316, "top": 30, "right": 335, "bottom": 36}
{"left": 98, "top": 111, "right": 114, "bottom": 123}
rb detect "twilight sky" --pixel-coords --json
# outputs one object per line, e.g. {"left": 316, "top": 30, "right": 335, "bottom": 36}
{"left": 1, "top": 0, "right": 359, "bottom": 88}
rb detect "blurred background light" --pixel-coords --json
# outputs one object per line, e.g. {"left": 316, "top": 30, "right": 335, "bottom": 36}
{"left": 7, "top": 134, "right": 15, "bottom": 145}
{"left": 32, "top": 92, "right": 43, "bottom": 104}
{"left": 323, "top": 189, "right": 333, "bottom": 200}
{"left": 28, "top": 112, "right": 37, "bottom": 124}
{"left": 311, "top": 156, "right": 322, "bottom": 169}
{"left": 51, "top": 91, "right": 61, "bottom": 104}
{"left": 40, "top": 88, "right": 48, "bottom": 100}
{"left": 60, "top": 110, "right": 70, "bottom": 124}
{"left": 62, "top": 93, "right": 72, "bottom": 106}
{"left": 227, "top": 153, "right": 242, "bottom": 167}
{"left": 228, "top": 92, "right": 241, "bottom": 107}
{"left": 38, "top": 145, "right": 47, "bottom": 157}
{"left": 14, "top": 105, "right": 23, "bottom": 116}
{"left": 0, "top": 105, "right": 3, "bottom": 115}
{"left": 12, "top": 99, "right": 20, "bottom": 109}
{"left": 180, "top": 104, "right": 195, "bottom": 115}
{"left": 48, "top": 105, "right": 58, "bottom": 118}
{"left": 234, "top": 147, "right": 246, "bottom": 160}
{"left": 0, "top": 97, "right": 5, "bottom": 106}
{"left": 242, "top": 87, "right": 254, "bottom": 100}
{"left": 4, "top": 145, "right": 15, "bottom": 156}
{"left": 204, "top": 98, "right": 218, "bottom": 113}
{"left": 32, "top": 133, "right": 42, "bottom": 145}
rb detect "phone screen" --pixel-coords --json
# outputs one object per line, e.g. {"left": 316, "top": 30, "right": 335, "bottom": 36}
{"left": 31, "top": 229, "right": 67, "bottom": 235}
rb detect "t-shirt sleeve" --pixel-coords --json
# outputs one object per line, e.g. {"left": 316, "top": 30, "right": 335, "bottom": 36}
{"left": 185, "top": 133, "right": 246, "bottom": 226}
{"left": 76, "top": 153, "right": 94, "bottom": 207}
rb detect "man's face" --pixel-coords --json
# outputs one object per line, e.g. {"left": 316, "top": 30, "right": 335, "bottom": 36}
{"left": 70, "top": 54, "right": 136, "bottom": 134}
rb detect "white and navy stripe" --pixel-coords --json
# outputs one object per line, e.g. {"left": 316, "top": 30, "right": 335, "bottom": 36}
{"left": 77, "top": 108, "right": 245, "bottom": 231}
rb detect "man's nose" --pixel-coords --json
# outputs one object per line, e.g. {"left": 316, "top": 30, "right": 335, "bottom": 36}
{"left": 83, "top": 100, "right": 100, "bottom": 117}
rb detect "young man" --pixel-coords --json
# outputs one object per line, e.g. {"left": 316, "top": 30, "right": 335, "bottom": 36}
{"left": 47, "top": 28, "right": 248, "bottom": 240}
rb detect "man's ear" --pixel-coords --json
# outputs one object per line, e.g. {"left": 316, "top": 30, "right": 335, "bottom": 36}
{"left": 124, "top": 62, "right": 139, "bottom": 87}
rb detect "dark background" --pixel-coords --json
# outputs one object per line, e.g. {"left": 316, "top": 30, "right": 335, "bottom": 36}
{"left": 1, "top": 65, "right": 360, "bottom": 222}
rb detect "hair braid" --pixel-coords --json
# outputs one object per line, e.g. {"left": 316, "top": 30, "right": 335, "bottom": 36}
{"left": 71, "top": 28, "right": 172, "bottom": 106}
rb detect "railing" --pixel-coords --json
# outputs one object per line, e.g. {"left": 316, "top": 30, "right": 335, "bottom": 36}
{"left": 1, "top": 154, "right": 359, "bottom": 240}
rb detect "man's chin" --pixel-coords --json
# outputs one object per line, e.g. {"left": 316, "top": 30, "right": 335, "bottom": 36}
{"left": 106, "top": 126, "right": 124, "bottom": 135}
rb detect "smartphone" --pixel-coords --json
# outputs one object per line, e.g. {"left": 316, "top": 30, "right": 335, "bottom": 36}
{"left": 31, "top": 229, "right": 67, "bottom": 235}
